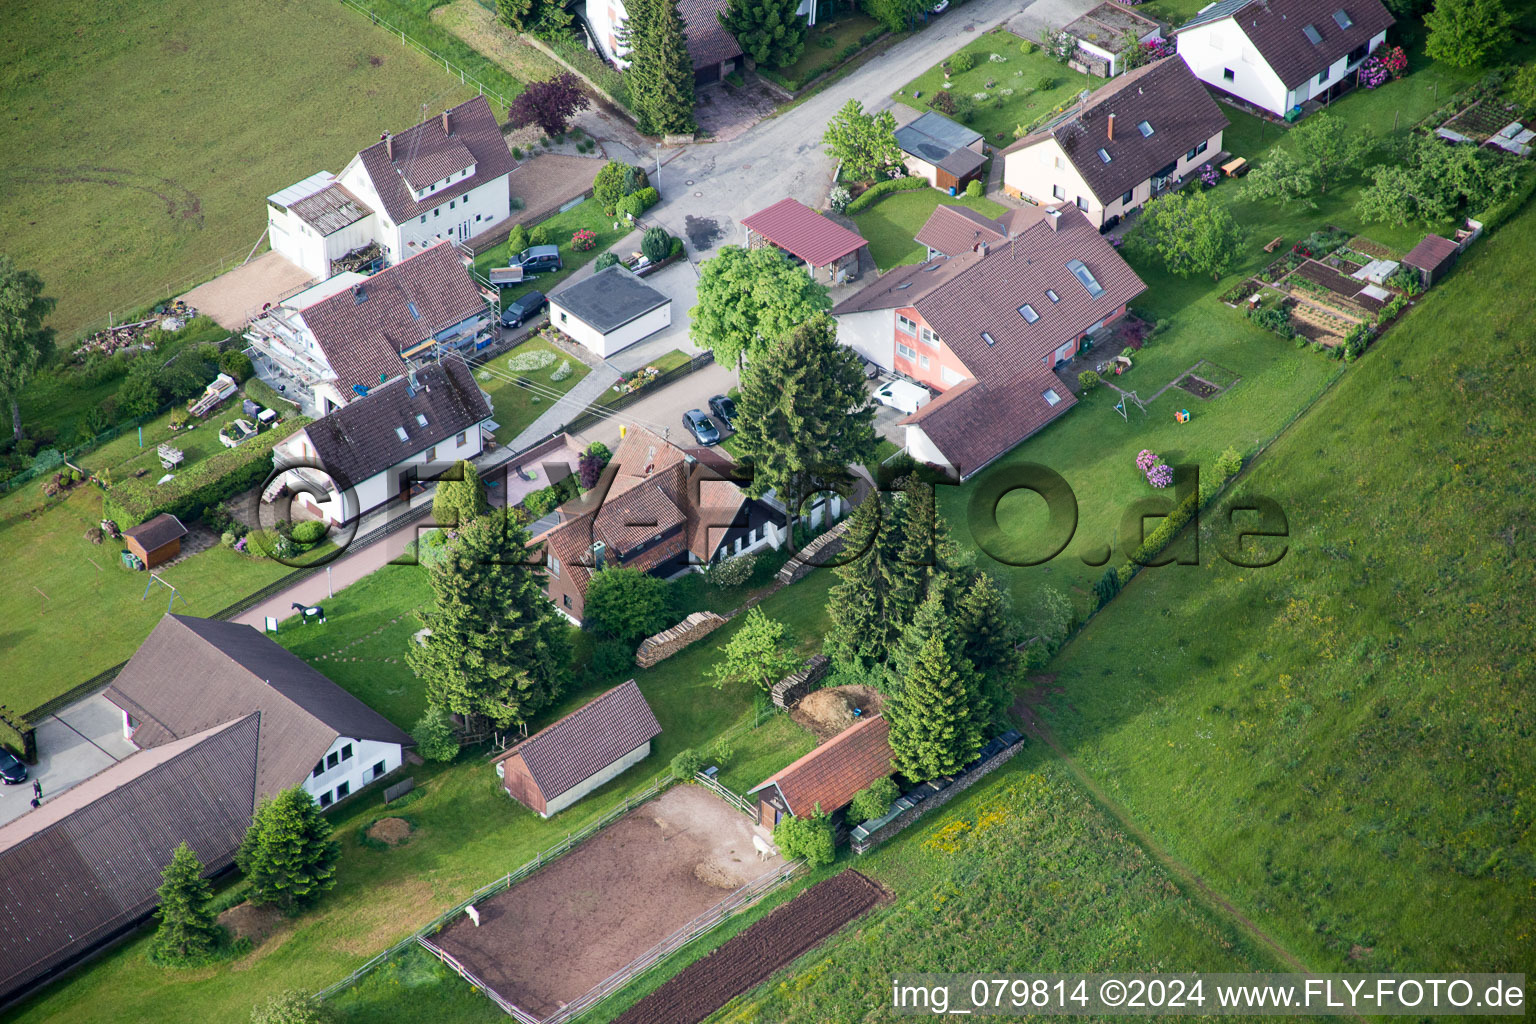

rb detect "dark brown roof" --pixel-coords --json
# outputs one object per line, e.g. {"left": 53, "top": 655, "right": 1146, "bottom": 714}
{"left": 830, "top": 250, "right": 982, "bottom": 316}
{"left": 0, "top": 715, "right": 259, "bottom": 1000}
{"left": 355, "top": 96, "right": 517, "bottom": 223}
{"left": 1003, "top": 58, "right": 1229, "bottom": 205}
{"left": 1178, "top": 0, "right": 1395, "bottom": 89}
{"left": 742, "top": 198, "right": 868, "bottom": 267}
{"left": 902, "top": 370, "right": 1076, "bottom": 477}
{"left": 299, "top": 242, "right": 487, "bottom": 395}
{"left": 676, "top": 0, "right": 743, "bottom": 68}
{"left": 1403, "top": 233, "right": 1459, "bottom": 272}
{"left": 914, "top": 204, "right": 1047, "bottom": 259}
{"left": 302, "top": 355, "right": 491, "bottom": 489}
{"left": 494, "top": 680, "right": 662, "bottom": 800}
{"left": 105, "top": 615, "right": 411, "bottom": 800}
{"left": 749, "top": 714, "right": 892, "bottom": 817}
{"left": 122, "top": 512, "right": 187, "bottom": 551}
{"left": 290, "top": 182, "right": 373, "bottom": 235}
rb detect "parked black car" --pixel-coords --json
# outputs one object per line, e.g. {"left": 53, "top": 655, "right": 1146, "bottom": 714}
{"left": 516, "top": 245, "right": 563, "bottom": 274}
{"left": 0, "top": 748, "right": 28, "bottom": 785}
{"left": 500, "top": 290, "right": 547, "bottom": 329}
{"left": 707, "top": 394, "right": 737, "bottom": 430}
{"left": 682, "top": 409, "right": 721, "bottom": 446}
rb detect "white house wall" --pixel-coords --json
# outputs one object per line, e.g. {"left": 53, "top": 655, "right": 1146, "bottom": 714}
{"left": 541, "top": 739, "right": 652, "bottom": 817}
{"left": 905, "top": 425, "right": 952, "bottom": 474}
{"left": 1004, "top": 128, "right": 1224, "bottom": 226}
{"left": 835, "top": 309, "right": 896, "bottom": 371}
{"left": 303, "top": 736, "right": 403, "bottom": 808}
{"left": 338, "top": 155, "right": 513, "bottom": 265}
{"left": 1176, "top": 21, "right": 1289, "bottom": 114}
{"left": 551, "top": 300, "right": 671, "bottom": 358}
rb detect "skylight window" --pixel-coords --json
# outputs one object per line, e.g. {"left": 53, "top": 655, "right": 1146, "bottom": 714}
{"left": 1043, "top": 389, "right": 1062, "bottom": 406}
{"left": 416, "top": 413, "right": 428, "bottom": 428}
{"left": 1046, "top": 289, "right": 1060, "bottom": 303}
{"left": 1303, "top": 23, "right": 1323, "bottom": 44}
{"left": 1137, "top": 120, "right": 1154, "bottom": 138}
{"left": 1332, "top": 10, "right": 1352, "bottom": 29}
{"left": 1098, "top": 148, "right": 1112, "bottom": 163}
{"left": 1018, "top": 303, "right": 1040, "bottom": 324}
{"left": 1066, "top": 259, "right": 1105, "bottom": 298}
{"left": 407, "top": 301, "right": 421, "bottom": 320}
{"left": 981, "top": 331, "right": 996, "bottom": 346}
{"left": 395, "top": 427, "right": 409, "bottom": 442}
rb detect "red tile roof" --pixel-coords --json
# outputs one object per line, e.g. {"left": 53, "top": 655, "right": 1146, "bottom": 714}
{"left": 742, "top": 198, "right": 869, "bottom": 267}
{"left": 1403, "top": 233, "right": 1458, "bottom": 272}
{"left": 493, "top": 680, "right": 662, "bottom": 801}
{"left": 298, "top": 242, "right": 486, "bottom": 395}
{"left": 915, "top": 204, "right": 1047, "bottom": 259}
{"left": 355, "top": 96, "right": 517, "bottom": 224}
{"left": 751, "top": 714, "right": 892, "bottom": 817}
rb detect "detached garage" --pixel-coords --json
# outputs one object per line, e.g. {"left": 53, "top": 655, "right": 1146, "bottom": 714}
{"left": 549, "top": 266, "right": 672, "bottom": 358}
{"left": 493, "top": 680, "right": 663, "bottom": 817}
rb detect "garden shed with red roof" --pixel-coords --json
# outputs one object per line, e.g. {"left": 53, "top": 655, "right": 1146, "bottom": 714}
{"left": 742, "top": 198, "right": 868, "bottom": 286}
{"left": 748, "top": 714, "right": 893, "bottom": 827}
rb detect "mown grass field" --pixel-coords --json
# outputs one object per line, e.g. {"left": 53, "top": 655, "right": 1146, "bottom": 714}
{"left": 472, "top": 198, "right": 634, "bottom": 304}
{"left": 851, "top": 187, "right": 1008, "bottom": 269}
{"left": 0, "top": 0, "right": 475, "bottom": 339}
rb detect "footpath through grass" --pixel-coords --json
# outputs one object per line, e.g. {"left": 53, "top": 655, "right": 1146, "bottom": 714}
{"left": 0, "top": 0, "right": 476, "bottom": 339}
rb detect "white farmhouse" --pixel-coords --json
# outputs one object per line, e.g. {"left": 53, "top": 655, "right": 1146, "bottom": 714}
{"left": 105, "top": 615, "right": 413, "bottom": 811}
{"left": 267, "top": 96, "right": 517, "bottom": 274}
{"left": 270, "top": 355, "right": 493, "bottom": 525}
{"left": 244, "top": 241, "right": 491, "bottom": 414}
{"left": 1174, "top": 0, "right": 1394, "bottom": 118}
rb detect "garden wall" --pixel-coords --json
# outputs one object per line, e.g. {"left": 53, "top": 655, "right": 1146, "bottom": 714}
{"left": 634, "top": 612, "right": 728, "bottom": 668}
{"left": 849, "top": 732, "right": 1026, "bottom": 855}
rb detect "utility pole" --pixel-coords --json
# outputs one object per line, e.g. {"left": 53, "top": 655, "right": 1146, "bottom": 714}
{"left": 654, "top": 144, "right": 662, "bottom": 192}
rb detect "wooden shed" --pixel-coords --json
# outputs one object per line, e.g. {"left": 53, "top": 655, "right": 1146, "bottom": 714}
{"left": 748, "top": 714, "right": 893, "bottom": 828}
{"left": 1402, "top": 233, "right": 1460, "bottom": 288}
{"left": 492, "top": 680, "right": 662, "bottom": 818}
{"left": 122, "top": 514, "right": 188, "bottom": 569}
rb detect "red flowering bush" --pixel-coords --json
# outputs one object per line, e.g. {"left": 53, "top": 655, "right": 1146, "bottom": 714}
{"left": 571, "top": 229, "right": 597, "bottom": 252}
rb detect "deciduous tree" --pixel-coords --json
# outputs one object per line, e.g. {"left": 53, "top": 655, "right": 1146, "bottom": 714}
{"left": 862, "top": 0, "right": 927, "bottom": 34}
{"left": 508, "top": 73, "right": 589, "bottom": 137}
{"left": 407, "top": 508, "right": 571, "bottom": 727}
{"left": 250, "top": 991, "right": 333, "bottom": 1024}
{"left": 150, "top": 843, "right": 221, "bottom": 966}
{"left": 582, "top": 566, "right": 669, "bottom": 644}
{"left": 719, "top": 0, "right": 808, "bottom": 68}
{"left": 707, "top": 607, "right": 801, "bottom": 690}
{"left": 885, "top": 616, "right": 984, "bottom": 782}
{"left": 1239, "top": 113, "right": 1371, "bottom": 206}
{"left": 0, "top": 255, "right": 56, "bottom": 441}
{"left": 822, "top": 99, "right": 903, "bottom": 182}
{"left": 689, "top": 245, "right": 832, "bottom": 370}
{"left": 1129, "top": 189, "right": 1244, "bottom": 281}
{"left": 1355, "top": 132, "right": 1518, "bottom": 226}
{"left": 619, "top": 0, "right": 697, "bottom": 136}
{"left": 236, "top": 788, "right": 339, "bottom": 914}
{"left": 1424, "top": 0, "right": 1511, "bottom": 68}
{"left": 732, "top": 313, "right": 874, "bottom": 508}
{"left": 495, "top": 0, "right": 573, "bottom": 39}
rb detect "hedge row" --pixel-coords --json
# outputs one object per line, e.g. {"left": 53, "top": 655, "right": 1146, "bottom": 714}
{"left": 1480, "top": 162, "right": 1536, "bottom": 234}
{"left": 103, "top": 417, "right": 310, "bottom": 528}
{"left": 845, "top": 176, "right": 928, "bottom": 214}
{"left": 244, "top": 376, "right": 300, "bottom": 414}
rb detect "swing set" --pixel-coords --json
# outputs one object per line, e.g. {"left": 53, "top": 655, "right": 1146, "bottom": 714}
{"left": 1112, "top": 390, "right": 1148, "bottom": 421}
{"left": 142, "top": 573, "right": 189, "bottom": 614}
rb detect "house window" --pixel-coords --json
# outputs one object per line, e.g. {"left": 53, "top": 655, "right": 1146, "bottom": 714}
{"left": 1121, "top": 189, "right": 1134, "bottom": 205}
{"left": 449, "top": 200, "right": 455, "bottom": 209}
{"left": 548, "top": 553, "right": 561, "bottom": 578}
{"left": 896, "top": 341, "right": 918, "bottom": 359}
{"left": 896, "top": 314, "right": 917, "bottom": 334}
{"left": 372, "top": 761, "right": 386, "bottom": 779}
{"left": 341, "top": 743, "right": 353, "bottom": 761}
{"left": 1076, "top": 195, "right": 1088, "bottom": 211}
{"left": 327, "top": 751, "right": 340, "bottom": 769}
{"left": 559, "top": 311, "right": 568, "bottom": 324}
{"left": 1137, "top": 120, "right": 1154, "bottom": 137}
{"left": 335, "top": 781, "right": 350, "bottom": 800}
{"left": 1067, "top": 258, "right": 1105, "bottom": 297}
{"left": 1098, "top": 148, "right": 1111, "bottom": 164}
{"left": 312, "top": 761, "right": 325, "bottom": 778}
{"left": 420, "top": 215, "right": 427, "bottom": 225}
{"left": 475, "top": 214, "right": 482, "bottom": 222}
{"left": 920, "top": 326, "right": 939, "bottom": 348}
{"left": 319, "top": 790, "right": 333, "bottom": 808}
{"left": 1052, "top": 184, "right": 1066, "bottom": 200}
{"left": 1223, "top": 67, "right": 1236, "bottom": 81}
{"left": 1043, "top": 388, "right": 1062, "bottom": 406}
{"left": 1333, "top": 9, "right": 1352, "bottom": 29}
{"left": 1018, "top": 303, "right": 1040, "bottom": 324}
{"left": 981, "top": 331, "right": 996, "bottom": 346}
{"left": 919, "top": 355, "right": 931, "bottom": 369}
{"left": 562, "top": 593, "right": 572, "bottom": 608}
{"left": 1054, "top": 155, "right": 1065, "bottom": 169}
{"left": 456, "top": 430, "right": 467, "bottom": 446}
{"left": 1317, "top": 69, "right": 1328, "bottom": 85}
{"left": 1303, "top": 23, "right": 1323, "bottom": 45}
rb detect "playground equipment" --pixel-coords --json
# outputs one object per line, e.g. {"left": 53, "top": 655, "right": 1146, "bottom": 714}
{"left": 1113, "top": 390, "right": 1148, "bottom": 422}
{"left": 189, "top": 373, "right": 238, "bottom": 418}
{"left": 143, "top": 572, "right": 189, "bottom": 612}
{"left": 1175, "top": 409, "right": 1191, "bottom": 423}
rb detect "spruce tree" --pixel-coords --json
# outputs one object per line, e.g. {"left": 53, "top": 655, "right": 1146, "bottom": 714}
{"left": 824, "top": 492, "right": 896, "bottom": 672}
{"left": 718, "top": 0, "right": 807, "bottom": 68}
{"left": 236, "top": 788, "right": 340, "bottom": 914}
{"left": 882, "top": 477, "right": 936, "bottom": 632}
{"left": 620, "top": 0, "right": 697, "bottom": 136}
{"left": 954, "top": 571, "right": 1020, "bottom": 724}
{"left": 886, "top": 622, "right": 984, "bottom": 782}
{"left": 150, "top": 842, "right": 221, "bottom": 965}
{"left": 733, "top": 313, "right": 875, "bottom": 508}
{"left": 431, "top": 459, "right": 488, "bottom": 530}
{"left": 884, "top": 582, "right": 963, "bottom": 693}
{"left": 407, "top": 507, "right": 571, "bottom": 728}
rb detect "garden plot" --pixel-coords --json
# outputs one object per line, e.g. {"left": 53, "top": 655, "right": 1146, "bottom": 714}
{"left": 425, "top": 785, "right": 785, "bottom": 1020}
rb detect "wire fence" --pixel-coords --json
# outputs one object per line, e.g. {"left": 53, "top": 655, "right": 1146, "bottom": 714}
{"left": 67, "top": 247, "right": 254, "bottom": 347}
{"left": 336, "top": 0, "right": 517, "bottom": 113}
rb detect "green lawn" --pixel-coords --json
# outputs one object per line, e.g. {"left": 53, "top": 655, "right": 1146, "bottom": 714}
{"left": 765, "top": 13, "right": 883, "bottom": 92}
{"left": 0, "top": 0, "right": 476, "bottom": 340}
{"left": 595, "top": 349, "right": 693, "bottom": 407}
{"left": 895, "top": 29, "right": 1097, "bottom": 148}
{"left": 472, "top": 198, "right": 633, "bottom": 305}
{"left": 473, "top": 337, "right": 591, "bottom": 443}
{"left": 851, "top": 188, "right": 1008, "bottom": 269}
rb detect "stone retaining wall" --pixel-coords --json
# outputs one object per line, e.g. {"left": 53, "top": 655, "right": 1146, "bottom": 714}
{"left": 634, "top": 611, "right": 728, "bottom": 668}
{"left": 850, "top": 735, "right": 1026, "bottom": 855}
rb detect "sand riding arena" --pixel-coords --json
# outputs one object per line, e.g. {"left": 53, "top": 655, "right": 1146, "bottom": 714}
{"left": 422, "top": 785, "right": 791, "bottom": 1022}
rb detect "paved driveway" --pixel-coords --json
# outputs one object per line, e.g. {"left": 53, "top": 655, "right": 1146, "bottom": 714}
{"left": 570, "top": 359, "right": 740, "bottom": 453}
{"left": 0, "top": 694, "right": 139, "bottom": 828}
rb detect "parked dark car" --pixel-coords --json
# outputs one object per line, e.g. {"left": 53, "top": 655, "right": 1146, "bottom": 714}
{"left": 0, "top": 748, "right": 27, "bottom": 785}
{"left": 707, "top": 394, "right": 737, "bottom": 430}
{"left": 682, "top": 409, "right": 721, "bottom": 446}
{"left": 516, "top": 245, "right": 563, "bottom": 274}
{"left": 500, "top": 290, "right": 547, "bottom": 329}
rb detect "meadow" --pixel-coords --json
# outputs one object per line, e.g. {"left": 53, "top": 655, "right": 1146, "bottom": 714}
{"left": 0, "top": 0, "right": 476, "bottom": 339}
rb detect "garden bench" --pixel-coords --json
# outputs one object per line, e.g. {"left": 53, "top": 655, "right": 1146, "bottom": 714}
{"left": 1264, "top": 237, "right": 1284, "bottom": 253}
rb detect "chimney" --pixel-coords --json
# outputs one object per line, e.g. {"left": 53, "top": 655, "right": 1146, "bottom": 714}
{"left": 591, "top": 541, "right": 606, "bottom": 570}
{"left": 385, "top": 133, "right": 394, "bottom": 161}
{"left": 1047, "top": 207, "right": 1063, "bottom": 232}
{"left": 975, "top": 241, "right": 989, "bottom": 256}
{"left": 1108, "top": 113, "right": 1115, "bottom": 140}
{"left": 442, "top": 109, "right": 451, "bottom": 135}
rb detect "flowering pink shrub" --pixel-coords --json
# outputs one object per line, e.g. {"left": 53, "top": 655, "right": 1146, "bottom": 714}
{"left": 1147, "top": 462, "right": 1173, "bottom": 488}
{"left": 1199, "top": 163, "right": 1219, "bottom": 188}
{"left": 1359, "top": 46, "right": 1407, "bottom": 89}
{"left": 1136, "top": 449, "right": 1159, "bottom": 473}
{"left": 571, "top": 229, "right": 597, "bottom": 252}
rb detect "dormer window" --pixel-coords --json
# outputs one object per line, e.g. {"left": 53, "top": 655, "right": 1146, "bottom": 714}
{"left": 1136, "top": 120, "right": 1154, "bottom": 138}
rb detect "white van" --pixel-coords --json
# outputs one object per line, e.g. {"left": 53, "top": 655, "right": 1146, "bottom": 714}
{"left": 872, "top": 379, "right": 932, "bottom": 415}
